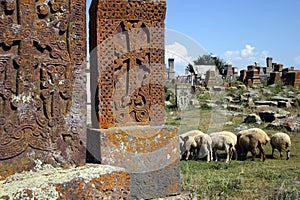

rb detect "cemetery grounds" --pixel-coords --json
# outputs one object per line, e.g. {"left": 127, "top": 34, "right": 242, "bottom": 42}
{"left": 165, "top": 85, "right": 300, "bottom": 199}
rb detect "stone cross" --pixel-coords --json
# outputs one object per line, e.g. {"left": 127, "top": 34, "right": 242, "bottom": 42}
{"left": 89, "top": 0, "right": 180, "bottom": 199}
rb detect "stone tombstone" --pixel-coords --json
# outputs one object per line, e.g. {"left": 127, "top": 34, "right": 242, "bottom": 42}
{"left": 89, "top": 0, "right": 180, "bottom": 199}
{"left": 175, "top": 83, "right": 192, "bottom": 110}
{"left": 0, "top": 0, "right": 86, "bottom": 178}
{"left": 266, "top": 57, "right": 273, "bottom": 68}
{"left": 90, "top": 0, "right": 166, "bottom": 129}
{"left": 205, "top": 70, "right": 216, "bottom": 88}
{"left": 167, "top": 58, "right": 175, "bottom": 80}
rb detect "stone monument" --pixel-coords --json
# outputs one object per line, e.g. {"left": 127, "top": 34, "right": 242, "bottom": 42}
{"left": 89, "top": 0, "right": 180, "bottom": 199}
{"left": 167, "top": 58, "right": 176, "bottom": 80}
{"left": 0, "top": 1, "right": 132, "bottom": 199}
{"left": 205, "top": 70, "right": 217, "bottom": 88}
{"left": 0, "top": 0, "right": 86, "bottom": 179}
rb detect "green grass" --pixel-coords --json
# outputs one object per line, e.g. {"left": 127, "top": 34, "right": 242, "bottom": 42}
{"left": 180, "top": 158, "right": 300, "bottom": 199}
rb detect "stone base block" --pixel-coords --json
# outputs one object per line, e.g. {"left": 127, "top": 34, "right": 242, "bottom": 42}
{"left": 87, "top": 126, "right": 181, "bottom": 199}
{"left": 0, "top": 164, "right": 130, "bottom": 199}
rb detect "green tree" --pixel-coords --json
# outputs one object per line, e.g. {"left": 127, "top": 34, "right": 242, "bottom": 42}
{"left": 193, "top": 54, "right": 226, "bottom": 71}
{"left": 193, "top": 54, "right": 215, "bottom": 65}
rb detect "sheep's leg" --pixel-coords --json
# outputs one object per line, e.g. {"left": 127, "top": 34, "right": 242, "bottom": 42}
{"left": 286, "top": 149, "right": 290, "bottom": 160}
{"left": 257, "top": 144, "right": 266, "bottom": 161}
{"left": 250, "top": 148, "right": 256, "bottom": 161}
{"left": 225, "top": 146, "right": 231, "bottom": 164}
{"left": 207, "top": 149, "right": 213, "bottom": 162}
{"left": 240, "top": 145, "right": 247, "bottom": 160}
{"left": 206, "top": 150, "right": 210, "bottom": 163}
{"left": 193, "top": 148, "right": 198, "bottom": 160}
{"left": 213, "top": 149, "right": 218, "bottom": 162}
{"left": 279, "top": 149, "right": 283, "bottom": 158}
{"left": 271, "top": 148, "right": 275, "bottom": 158}
{"left": 233, "top": 147, "right": 238, "bottom": 160}
{"left": 186, "top": 150, "right": 190, "bottom": 161}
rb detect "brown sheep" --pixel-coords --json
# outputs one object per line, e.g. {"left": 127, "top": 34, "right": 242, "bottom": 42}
{"left": 238, "top": 128, "right": 270, "bottom": 161}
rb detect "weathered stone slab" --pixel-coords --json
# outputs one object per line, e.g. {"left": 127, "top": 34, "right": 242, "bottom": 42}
{"left": 268, "top": 115, "right": 300, "bottom": 132}
{"left": 0, "top": 0, "right": 86, "bottom": 178}
{"left": 244, "top": 114, "right": 262, "bottom": 124}
{"left": 259, "top": 110, "right": 277, "bottom": 122}
{"left": 89, "top": 0, "right": 166, "bottom": 129}
{"left": 254, "top": 101, "right": 278, "bottom": 106}
{"left": 0, "top": 164, "right": 130, "bottom": 199}
{"left": 87, "top": 126, "right": 181, "bottom": 199}
{"left": 176, "top": 83, "right": 192, "bottom": 110}
{"left": 205, "top": 70, "right": 216, "bottom": 88}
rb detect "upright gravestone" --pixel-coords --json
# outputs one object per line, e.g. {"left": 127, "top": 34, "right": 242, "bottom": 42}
{"left": 205, "top": 70, "right": 217, "bottom": 88}
{"left": 89, "top": 0, "right": 180, "bottom": 199}
{"left": 0, "top": 0, "right": 86, "bottom": 178}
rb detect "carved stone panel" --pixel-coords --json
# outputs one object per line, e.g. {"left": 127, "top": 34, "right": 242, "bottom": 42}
{"left": 90, "top": 0, "right": 166, "bottom": 129}
{"left": 0, "top": 0, "right": 86, "bottom": 178}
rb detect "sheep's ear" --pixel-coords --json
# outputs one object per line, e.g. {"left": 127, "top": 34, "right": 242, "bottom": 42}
{"left": 183, "top": 136, "right": 189, "bottom": 142}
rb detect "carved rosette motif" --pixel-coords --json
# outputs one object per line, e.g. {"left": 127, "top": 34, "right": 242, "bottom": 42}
{"left": 93, "top": 0, "right": 166, "bottom": 128}
{"left": 0, "top": 0, "right": 86, "bottom": 167}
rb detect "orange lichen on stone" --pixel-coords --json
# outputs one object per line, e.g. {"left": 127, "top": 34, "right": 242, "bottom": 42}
{"left": 0, "top": 164, "right": 130, "bottom": 199}
{"left": 87, "top": 126, "right": 181, "bottom": 199}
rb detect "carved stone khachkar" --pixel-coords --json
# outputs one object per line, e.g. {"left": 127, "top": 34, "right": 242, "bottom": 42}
{"left": 89, "top": 0, "right": 180, "bottom": 199}
{"left": 90, "top": 0, "right": 166, "bottom": 129}
{"left": 0, "top": 0, "right": 86, "bottom": 178}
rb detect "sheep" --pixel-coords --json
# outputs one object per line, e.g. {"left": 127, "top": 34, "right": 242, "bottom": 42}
{"left": 210, "top": 131, "right": 238, "bottom": 160}
{"left": 270, "top": 132, "right": 291, "bottom": 160}
{"left": 179, "top": 130, "right": 205, "bottom": 160}
{"left": 193, "top": 134, "right": 213, "bottom": 162}
{"left": 210, "top": 133, "right": 236, "bottom": 163}
{"left": 237, "top": 128, "right": 270, "bottom": 161}
{"left": 179, "top": 135, "right": 197, "bottom": 160}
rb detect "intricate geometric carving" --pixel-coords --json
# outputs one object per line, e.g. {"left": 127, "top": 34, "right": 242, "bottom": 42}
{"left": 0, "top": 0, "right": 86, "bottom": 177}
{"left": 90, "top": 0, "right": 166, "bottom": 128}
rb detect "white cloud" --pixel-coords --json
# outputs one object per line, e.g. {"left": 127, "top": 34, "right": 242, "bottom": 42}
{"left": 294, "top": 55, "right": 300, "bottom": 65}
{"left": 223, "top": 44, "right": 269, "bottom": 68}
{"left": 241, "top": 44, "right": 255, "bottom": 57}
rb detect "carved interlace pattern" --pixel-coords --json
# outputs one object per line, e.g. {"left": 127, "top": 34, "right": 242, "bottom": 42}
{"left": 92, "top": 0, "right": 166, "bottom": 128}
{"left": 0, "top": 0, "right": 86, "bottom": 162}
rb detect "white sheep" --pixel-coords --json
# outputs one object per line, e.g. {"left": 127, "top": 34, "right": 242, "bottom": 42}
{"left": 210, "top": 131, "right": 238, "bottom": 159}
{"left": 270, "top": 132, "right": 291, "bottom": 160}
{"left": 237, "top": 128, "right": 270, "bottom": 161}
{"left": 210, "top": 133, "right": 236, "bottom": 163}
{"left": 179, "top": 135, "right": 197, "bottom": 160}
{"left": 179, "top": 130, "right": 205, "bottom": 160}
{"left": 193, "top": 134, "right": 213, "bottom": 162}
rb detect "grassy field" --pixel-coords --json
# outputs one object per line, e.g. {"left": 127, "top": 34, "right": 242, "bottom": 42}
{"left": 166, "top": 106, "right": 300, "bottom": 199}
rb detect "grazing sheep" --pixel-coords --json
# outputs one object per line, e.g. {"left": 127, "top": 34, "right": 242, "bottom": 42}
{"left": 179, "top": 135, "right": 197, "bottom": 160}
{"left": 237, "top": 128, "right": 270, "bottom": 161}
{"left": 193, "top": 134, "right": 213, "bottom": 162}
{"left": 210, "top": 131, "right": 238, "bottom": 160}
{"left": 179, "top": 130, "right": 205, "bottom": 160}
{"left": 270, "top": 132, "right": 291, "bottom": 160}
{"left": 210, "top": 134, "right": 236, "bottom": 163}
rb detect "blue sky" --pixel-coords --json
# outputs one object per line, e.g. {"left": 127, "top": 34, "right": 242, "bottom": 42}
{"left": 87, "top": 0, "right": 300, "bottom": 74}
